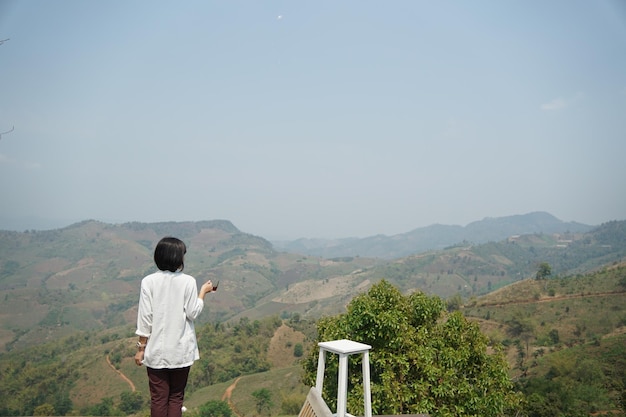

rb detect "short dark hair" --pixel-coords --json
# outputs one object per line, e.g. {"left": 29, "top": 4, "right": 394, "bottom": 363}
{"left": 154, "top": 237, "right": 187, "bottom": 272}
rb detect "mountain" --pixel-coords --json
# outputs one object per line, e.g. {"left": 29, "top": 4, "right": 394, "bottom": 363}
{"left": 0, "top": 216, "right": 622, "bottom": 356}
{"left": 0, "top": 255, "right": 624, "bottom": 417}
{"left": 251, "top": 220, "right": 626, "bottom": 317}
{"left": 272, "top": 212, "right": 593, "bottom": 259}
{"left": 0, "top": 219, "right": 377, "bottom": 353}
{"left": 1, "top": 216, "right": 626, "bottom": 415}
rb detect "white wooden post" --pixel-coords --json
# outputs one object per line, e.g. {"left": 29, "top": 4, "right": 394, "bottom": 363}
{"left": 316, "top": 348, "right": 327, "bottom": 394}
{"left": 362, "top": 350, "right": 372, "bottom": 417}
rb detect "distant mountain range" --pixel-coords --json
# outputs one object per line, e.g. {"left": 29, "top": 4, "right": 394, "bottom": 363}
{"left": 2, "top": 212, "right": 622, "bottom": 355}
{"left": 272, "top": 211, "right": 593, "bottom": 259}
{"left": 0, "top": 213, "right": 624, "bottom": 417}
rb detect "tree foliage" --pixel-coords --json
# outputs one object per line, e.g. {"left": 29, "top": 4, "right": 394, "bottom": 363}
{"left": 518, "top": 337, "right": 626, "bottom": 417}
{"left": 33, "top": 404, "right": 54, "bottom": 416}
{"left": 302, "top": 280, "right": 522, "bottom": 417}
{"left": 189, "top": 316, "right": 280, "bottom": 389}
{"left": 251, "top": 388, "right": 273, "bottom": 415}
{"left": 280, "top": 393, "right": 306, "bottom": 415}
{"left": 198, "top": 400, "right": 232, "bottom": 417}
{"left": 118, "top": 391, "right": 144, "bottom": 414}
{"left": 294, "top": 343, "right": 304, "bottom": 357}
{"left": 535, "top": 262, "right": 552, "bottom": 280}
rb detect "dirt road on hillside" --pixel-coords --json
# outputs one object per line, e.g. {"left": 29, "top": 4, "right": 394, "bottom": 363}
{"left": 106, "top": 354, "right": 136, "bottom": 392}
{"left": 476, "top": 289, "right": 626, "bottom": 308}
{"left": 222, "top": 377, "right": 244, "bottom": 417}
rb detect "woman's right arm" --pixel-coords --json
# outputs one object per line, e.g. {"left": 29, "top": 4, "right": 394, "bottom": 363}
{"left": 199, "top": 280, "right": 213, "bottom": 300}
{"left": 185, "top": 278, "right": 212, "bottom": 320}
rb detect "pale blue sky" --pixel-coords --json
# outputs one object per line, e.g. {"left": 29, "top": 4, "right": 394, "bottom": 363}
{"left": 1, "top": 1, "right": 625, "bottom": 239}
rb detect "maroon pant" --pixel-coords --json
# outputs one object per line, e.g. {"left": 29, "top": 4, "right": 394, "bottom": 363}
{"left": 147, "top": 366, "right": 190, "bottom": 417}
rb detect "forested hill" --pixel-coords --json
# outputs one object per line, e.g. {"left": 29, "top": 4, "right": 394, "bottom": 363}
{"left": 272, "top": 211, "right": 592, "bottom": 259}
{"left": 0, "top": 219, "right": 378, "bottom": 352}
{"left": 0, "top": 218, "right": 624, "bottom": 355}
{"left": 0, "top": 218, "right": 626, "bottom": 416}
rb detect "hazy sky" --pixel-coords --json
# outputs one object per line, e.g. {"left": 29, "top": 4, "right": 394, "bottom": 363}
{"left": 1, "top": 1, "right": 625, "bottom": 239}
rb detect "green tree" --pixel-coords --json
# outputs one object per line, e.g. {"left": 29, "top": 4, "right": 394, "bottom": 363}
{"left": 548, "top": 329, "right": 559, "bottom": 345}
{"left": 85, "top": 397, "right": 114, "bottom": 416}
{"left": 119, "top": 391, "right": 143, "bottom": 414}
{"left": 290, "top": 312, "right": 301, "bottom": 323}
{"left": 199, "top": 400, "right": 232, "bottom": 417}
{"left": 506, "top": 313, "right": 535, "bottom": 366}
{"left": 53, "top": 392, "right": 73, "bottom": 416}
{"left": 252, "top": 388, "right": 273, "bottom": 415}
{"left": 301, "top": 280, "right": 522, "bottom": 417}
{"left": 33, "top": 403, "right": 55, "bottom": 416}
{"left": 446, "top": 293, "right": 463, "bottom": 312}
{"left": 280, "top": 393, "right": 306, "bottom": 415}
{"left": 293, "top": 343, "right": 304, "bottom": 357}
{"left": 520, "top": 359, "right": 611, "bottom": 417}
{"left": 535, "top": 262, "right": 552, "bottom": 280}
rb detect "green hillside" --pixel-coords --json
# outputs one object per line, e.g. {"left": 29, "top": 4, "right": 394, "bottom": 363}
{"left": 1, "top": 219, "right": 626, "bottom": 416}
{"left": 463, "top": 263, "right": 626, "bottom": 358}
{"left": 1, "top": 220, "right": 625, "bottom": 355}
{"left": 462, "top": 263, "right": 626, "bottom": 416}
{"left": 0, "top": 220, "right": 377, "bottom": 352}
{"left": 0, "top": 264, "right": 624, "bottom": 416}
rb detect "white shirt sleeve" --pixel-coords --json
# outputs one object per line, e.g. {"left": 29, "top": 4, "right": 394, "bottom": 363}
{"left": 184, "top": 277, "right": 204, "bottom": 321}
{"left": 136, "top": 280, "right": 153, "bottom": 337}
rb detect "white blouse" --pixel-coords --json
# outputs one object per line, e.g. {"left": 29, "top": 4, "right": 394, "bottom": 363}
{"left": 136, "top": 270, "right": 205, "bottom": 369}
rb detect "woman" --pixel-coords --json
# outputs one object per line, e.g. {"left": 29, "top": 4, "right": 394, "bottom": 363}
{"left": 135, "top": 236, "right": 214, "bottom": 417}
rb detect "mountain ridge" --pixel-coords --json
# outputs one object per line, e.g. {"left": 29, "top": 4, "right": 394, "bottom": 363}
{"left": 0, "top": 216, "right": 623, "bottom": 417}
{"left": 272, "top": 211, "right": 593, "bottom": 259}
{"left": 1, "top": 213, "right": 622, "bottom": 356}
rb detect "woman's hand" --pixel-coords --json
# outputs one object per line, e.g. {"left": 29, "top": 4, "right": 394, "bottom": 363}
{"left": 134, "top": 350, "right": 144, "bottom": 366}
{"left": 199, "top": 280, "right": 213, "bottom": 299}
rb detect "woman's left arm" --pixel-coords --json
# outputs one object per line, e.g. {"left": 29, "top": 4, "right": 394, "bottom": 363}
{"left": 134, "top": 336, "right": 148, "bottom": 366}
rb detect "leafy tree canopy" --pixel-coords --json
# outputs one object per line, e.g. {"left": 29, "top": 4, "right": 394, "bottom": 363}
{"left": 302, "top": 280, "right": 523, "bottom": 417}
{"left": 198, "top": 400, "right": 232, "bottom": 417}
{"left": 535, "top": 262, "right": 552, "bottom": 280}
{"left": 251, "top": 388, "right": 273, "bottom": 415}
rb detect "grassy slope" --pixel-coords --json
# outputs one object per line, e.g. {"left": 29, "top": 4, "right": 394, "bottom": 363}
{"left": 462, "top": 263, "right": 626, "bottom": 380}
{"left": 2, "top": 221, "right": 626, "bottom": 416}
{"left": 0, "top": 265, "right": 624, "bottom": 416}
{"left": 2, "top": 220, "right": 625, "bottom": 356}
{"left": 0, "top": 221, "right": 380, "bottom": 354}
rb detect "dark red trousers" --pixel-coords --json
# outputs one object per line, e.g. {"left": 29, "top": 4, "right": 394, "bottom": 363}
{"left": 147, "top": 366, "right": 190, "bottom": 417}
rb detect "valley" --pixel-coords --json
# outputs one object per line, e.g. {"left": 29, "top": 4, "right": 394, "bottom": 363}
{"left": 0, "top": 215, "right": 625, "bottom": 416}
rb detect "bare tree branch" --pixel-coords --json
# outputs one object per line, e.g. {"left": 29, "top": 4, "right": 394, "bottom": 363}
{"left": 0, "top": 126, "right": 14, "bottom": 140}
